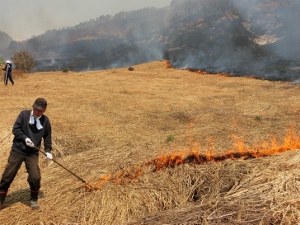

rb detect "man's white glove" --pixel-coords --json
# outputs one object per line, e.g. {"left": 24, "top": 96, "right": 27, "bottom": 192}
{"left": 25, "top": 138, "right": 35, "bottom": 148}
{"left": 45, "top": 152, "right": 53, "bottom": 160}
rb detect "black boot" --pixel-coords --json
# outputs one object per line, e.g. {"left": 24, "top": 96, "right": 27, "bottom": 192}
{"left": 0, "top": 190, "right": 7, "bottom": 210}
{"left": 30, "top": 190, "right": 39, "bottom": 209}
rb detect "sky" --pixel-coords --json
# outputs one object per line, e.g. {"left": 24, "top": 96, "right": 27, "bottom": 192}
{"left": 0, "top": 0, "right": 172, "bottom": 41}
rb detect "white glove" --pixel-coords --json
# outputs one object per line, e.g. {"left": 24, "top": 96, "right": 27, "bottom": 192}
{"left": 25, "top": 138, "right": 35, "bottom": 148}
{"left": 45, "top": 152, "right": 53, "bottom": 160}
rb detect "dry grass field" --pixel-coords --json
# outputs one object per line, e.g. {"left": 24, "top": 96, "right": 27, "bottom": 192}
{"left": 0, "top": 60, "right": 300, "bottom": 224}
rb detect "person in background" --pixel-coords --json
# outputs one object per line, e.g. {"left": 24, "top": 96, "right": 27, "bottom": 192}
{"left": 2, "top": 60, "right": 14, "bottom": 85}
{"left": 0, "top": 97, "right": 53, "bottom": 210}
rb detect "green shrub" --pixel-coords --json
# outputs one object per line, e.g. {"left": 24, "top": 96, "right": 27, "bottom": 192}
{"left": 254, "top": 116, "right": 262, "bottom": 121}
{"left": 166, "top": 135, "right": 174, "bottom": 142}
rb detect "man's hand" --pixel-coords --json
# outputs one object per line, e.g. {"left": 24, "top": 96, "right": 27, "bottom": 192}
{"left": 25, "top": 138, "right": 35, "bottom": 148}
{"left": 45, "top": 152, "right": 53, "bottom": 160}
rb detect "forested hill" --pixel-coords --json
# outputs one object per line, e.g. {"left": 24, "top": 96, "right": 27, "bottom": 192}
{"left": 0, "top": 31, "right": 12, "bottom": 50}
{"left": 1, "top": 0, "right": 300, "bottom": 81}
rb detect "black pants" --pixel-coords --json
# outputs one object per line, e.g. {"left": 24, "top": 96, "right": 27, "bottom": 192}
{"left": 4, "top": 71, "right": 14, "bottom": 85}
{"left": 0, "top": 150, "right": 41, "bottom": 192}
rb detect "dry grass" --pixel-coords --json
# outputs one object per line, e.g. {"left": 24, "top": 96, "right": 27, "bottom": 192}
{"left": 0, "top": 60, "right": 300, "bottom": 224}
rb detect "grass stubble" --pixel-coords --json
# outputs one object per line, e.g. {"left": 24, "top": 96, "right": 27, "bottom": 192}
{"left": 0, "top": 61, "right": 300, "bottom": 224}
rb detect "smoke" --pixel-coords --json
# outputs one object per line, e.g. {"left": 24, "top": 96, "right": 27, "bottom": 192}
{"left": 165, "top": 0, "right": 300, "bottom": 81}
{"left": 233, "top": 0, "right": 300, "bottom": 57}
{"left": 1, "top": 0, "right": 171, "bottom": 40}
{"left": 15, "top": 0, "right": 300, "bottom": 82}
{"left": 33, "top": 7, "right": 168, "bottom": 72}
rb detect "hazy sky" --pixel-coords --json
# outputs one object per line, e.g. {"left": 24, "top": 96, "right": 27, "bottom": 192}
{"left": 0, "top": 0, "right": 171, "bottom": 41}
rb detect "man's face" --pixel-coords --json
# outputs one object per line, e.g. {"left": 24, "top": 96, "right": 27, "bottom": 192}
{"left": 33, "top": 108, "right": 46, "bottom": 118}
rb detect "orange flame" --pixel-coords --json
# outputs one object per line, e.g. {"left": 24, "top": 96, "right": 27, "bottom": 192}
{"left": 165, "top": 61, "right": 260, "bottom": 78}
{"left": 165, "top": 60, "right": 173, "bottom": 69}
{"left": 84, "top": 124, "right": 300, "bottom": 191}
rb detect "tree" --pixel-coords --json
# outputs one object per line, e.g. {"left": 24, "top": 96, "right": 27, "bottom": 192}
{"left": 27, "top": 37, "right": 40, "bottom": 52}
{"left": 12, "top": 50, "right": 35, "bottom": 72}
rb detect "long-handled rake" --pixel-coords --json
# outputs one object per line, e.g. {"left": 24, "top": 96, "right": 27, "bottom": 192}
{"left": 33, "top": 146, "right": 87, "bottom": 184}
{"left": 4, "top": 65, "right": 8, "bottom": 84}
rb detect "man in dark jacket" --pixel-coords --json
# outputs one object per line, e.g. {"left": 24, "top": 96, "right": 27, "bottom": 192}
{"left": 2, "top": 60, "right": 14, "bottom": 85}
{"left": 0, "top": 97, "right": 53, "bottom": 210}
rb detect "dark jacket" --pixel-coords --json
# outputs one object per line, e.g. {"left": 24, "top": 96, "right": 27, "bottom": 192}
{"left": 2, "top": 63, "right": 12, "bottom": 72}
{"left": 12, "top": 110, "right": 52, "bottom": 155}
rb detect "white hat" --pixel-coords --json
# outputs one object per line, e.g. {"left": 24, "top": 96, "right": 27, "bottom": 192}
{"left": 6, "top": 60, "right": 10, "bottom": 64}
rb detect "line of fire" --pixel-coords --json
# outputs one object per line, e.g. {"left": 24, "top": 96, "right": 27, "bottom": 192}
{"left": 84, "top": 120, "right": 300, "bottom": 191}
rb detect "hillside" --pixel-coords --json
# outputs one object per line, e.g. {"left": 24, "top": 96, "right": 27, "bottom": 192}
{"left": 0, "top": 31, "right": 12, "bottom": 49}
{"left": 0, "top": 61, "right": 300, "bottom": 224}
{"left": 1, "top": 0, "right": 300, "bottom": 82}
